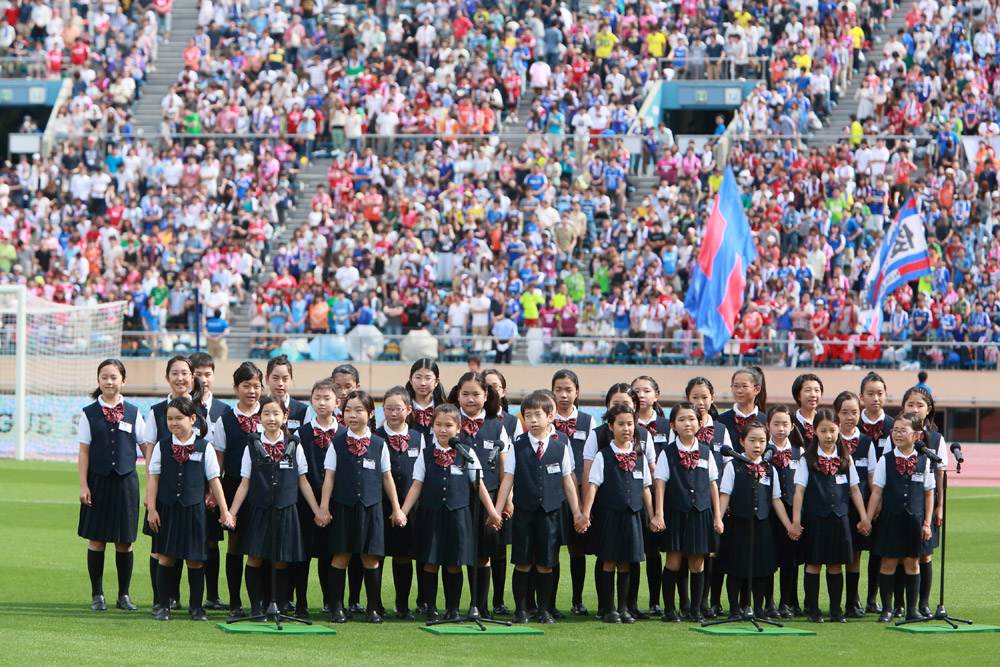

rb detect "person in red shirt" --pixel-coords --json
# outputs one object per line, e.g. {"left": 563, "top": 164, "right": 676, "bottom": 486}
{"left": 742, "top": 302, "right": 764, "bottom": 352}
{"left": 287, "top": 104, "right": 303, "bottom": 135}
{"left": 503, "top": 72, "right": 521, "bottom": 120}
{"left": 810, "top": 298, "right": 831, "bottom": 339}
{"left": 570, "top": 56, "right": 589, "bottom": 85}
{"left": 47, "top": 47, "right": 63, "bottom": 75}
{"left": 70, "top": 40, "right": 91, "bottom": 68}
{"left": 182, "top": 38, "right": 201, "bottom": 70}
{"left": 453, "top": 11, "right": 472, "bottom": 39}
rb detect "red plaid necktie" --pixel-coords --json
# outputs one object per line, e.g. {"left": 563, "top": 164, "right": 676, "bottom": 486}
{"left": 615, "top": 451, "right": 637, "bottom": 472}
{"left": 414, "top": 405, "right": 435, "bottom": 428}
{"left": 734, "top": 412, "right": 754, "bottom": 432}
{"left": 860, "top": 420, "right": 883, "bottom": 440}
{"left": 387, "top": 433, "right": 409, "bottom": 452}
{"left": 347, "top": 436, "right": 370, "bottom": 457}
{"left": 313, "top": 426, "right": 335, "bottom": 449}
{"left": 747, "top": 462, "right": 767, "bottom": 480}
{"left": 262, "top": 440, "right": 285, "bottom": 461}
{"left": 434, "top": 447, "right": 457, "bottom": 468}
{"left": 696, "top": 425, "right": 715, "bottom": 444}
{"left": 772, "top": 448, "right": 791, "bottom": 468}
{"left": 554, "top": 418, "right": 577, "bottom": 437}
{"left": 172, "top": 444, "right": 194, "bottom": 464}
{"left": 643, "top": 420, "right": 658, "bottom": 436}
{"left": 843, "top": 436, "right": 858, "bottom": 455}
{"left": 895, "top": 455, "right": 917, "bottom": 476}
{"left": 237, "top": 413, "right": 259, "bottom": 434}
{"left": 462, "top": 415, "right": 484, "bottom": 436}
{"left": 802, "top": 421, "right": 815, "bottom": 441}
{"left": 678, "top": 449, "right": 700, "bottom": 470}
{"left": 818, "top": 456, "right": 840, "bottom": 476}
{"left": 335, "top": 412, "right": 346, "bottom": 428}
{"left": 103, "top": 403, "right": 124, "bottom": 424}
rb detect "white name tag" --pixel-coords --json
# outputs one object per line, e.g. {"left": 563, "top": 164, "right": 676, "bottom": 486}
{"left": 288, "top": 420, "right": 301, "bottom": 430}
{"left": 363, "top": 458, "right": 376, "bottom": 470}
{"left": 835, "top": 474, "right": 848, "bottom": 485}
{"left": 697, "top": 458, "right": 709, "bottom": 469}
{"left": 855, "top": 459, "right": 868, "bottom": 468}
{"left": 279, "top": 460, "right": 294, "bottom": 470}
{"left": 119, "top": 422, "right": 133, "bottom": 434}
{"left": 190, "top": 452, "right": 203, "bottom": 462}
{"left": 654, "top": 434, "right": 667, "bottom": 443}
{"left": 912, "top": 473, "right": 924, "bottom": 483}
{"left": 574, "top": 430, "right": 587, "bottom": 440}
{"left": 407, "top": 448, "right": 419, "bottom": 458}
{"left": 450, "top": 465, "right": 464, "bottom": 476}
{"left": 547, "top": 463, "right": 561, "bottom": 474}
{"left": 760, "top": 476, "right": 771, "bottom": 486}
{"left": 789, "top": 460, "right": 798, "bottom": 469}
{"left": 632, "top": 470, "right": 643, "bottom": 479}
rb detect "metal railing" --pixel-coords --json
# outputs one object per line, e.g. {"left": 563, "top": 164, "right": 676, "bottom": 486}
{"left": 658, "top": 55, "right": 770, "bottom": 81}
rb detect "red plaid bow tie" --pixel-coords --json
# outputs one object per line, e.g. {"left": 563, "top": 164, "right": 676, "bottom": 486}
{"left": 102, "top": 403, "right": 124, "bottom": 424}
{"left": 434, "top": 447, "right": 457, "bottom": 468}
{"left": 734, "top": 412, "right": 755, "bottom": 432}
{"left": 860, "top": 421, "right": 883, "bottom": 440}
{"left": 237, "top": 413, "right": 259, "bottom": 434}
{"left": 462, "top": 415, "right": 484, "bottom": 436}
{"left": 895, "top": 455, "right": 917, "bottom": 476}
{"left": 414, "top": 406, "right": 435, "bottom": 428}
{"left": 772, "top": 448, "right": 791, "bottom": 468}
{"left": 843, "top": 436, "right": 858, "bottom": 455}
{"left": 747, "top": 462, "right": 767, "bottom": 480}
{"left": 554, "top": 418, "right": 577, "bottom": 437}
{"left": 335, "top": 412, "right": 346, "bottom": 428}
{"left": 678, "top": 448, "right": 700, "bottom": 470}
{"left": 696, "top": 425, "right": 715, "bottom": 444}
{"left": 802, "top": 421, "right": 815, "bottom": 441}
{"left": 313, "top": 426, "right": 335, "bottom": 449}
{"left": 347, "top": 436, "right": 370, "bottom": 457}
{"left": 615, "top": 450, "right": 637, "bottom": 473}
{"left": 643, "top": 420, "right": 657, "bottom": 436}
{"left": 172, "top": 444, "right": 194, "bottom": 464}
{"left": 387, "top": 433, "right": 409, "bottom": 452}
{"left": 817, "top": 456, "right": 840, "bottom": 476}
{"left": 262, "top": 440, "right": 285, "bottom": 461}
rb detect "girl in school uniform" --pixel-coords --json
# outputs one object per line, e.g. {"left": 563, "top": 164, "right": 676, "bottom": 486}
{"left": 211, "top": 361, "right": 264, "bottom": 618}
{"left": 266, "top": 354, "right": 310, "bottom": 431}
{"left": 375, "top": 386, "right": 430, "bottom": 620}
{"left": 330, "top": 364, "right": 362, "bottom": 429}
{"left": 551, "top": 370, "right": 595, "bottom": 616}
{"left": 834, "top": 391, "right": 877, "bottom": 618}
{"left": 290, "top": 378, "right": 342, "bottom": 618}
{"left": 901, "top": 386, "right": 947, "bottom": 618}
{"left": 580, "top": 403, "right": 657, "bottom": 624}
{"left": 320, "top": 390, "right": 406, "bottom": 623}
{"left": 406, "top": 358, "right": 448, "bottom": 435}
{"left": 716, "top": 366, "right": 768, "bottom": 448}
{"left": 791, "top": 373, "right": 824, "bottom": 445}
{"left": 765, "top": 405, "right": 803, "bottom": 619}
{"left": 146, "top": 397, "right": 235, "bottom": 621}
{"left": 858, "top": 371, "right": 893, "bottom": 613}
{"left": 652, "top": 401, "right": 723, "bottom": 624}
{"left": 866, "top": 412, "right": 935, "bottom": 622}
{"left": 791, "top": 409, "right": 871, "bottom": 623}
{"left": 484, "top": 369, "right": 524, "bottom": 442}
{"left": 717, "top": 422, "right": 793, "bottom": 619}
{"left": 229, "top": 396, "right": 327, "bottom": 618}
{"left": 78, "top": 359, "right": 145, "bottom": 612}
{"left": 399, "top": 404, "right": 505, "bottom": 622}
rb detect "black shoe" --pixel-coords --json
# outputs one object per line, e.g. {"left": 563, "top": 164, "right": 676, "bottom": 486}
{"left": 282, "top": 601, "right": 296, "bottom": 615}
{"left": 829, "top": 609, "right": 847, "bottom": 623}
{"left": 321, "top": 603, "right": 330, "bottom": 613}
{"left": 792, "top": 604, "right": 803, "bottom": 617}
{"left": 778, "top": 603, "right": 795, "bottom": 619}
{"left": 662, "top": 609, "right": 681, "bottom": 622}
{"left": 442, "top": 609, "right": 460, "bottom": 621}
{"left": 690, "top": 610, "right": 706, "bottom": 624}
{"left": 893, "top": 606, "right": 904, "bottom": 619}
{"left": 367, "top": 610, "right": 383, "bottom": 624}
{"left": 294, "top": 605, "right": 310, "bottom": 619}
{"left": 764, "top": 602, "right": 779, "bottom": 619}
{"left": 90, "top": 595, "right": 106, "bottom": 611}
{"left": 865, "top": 600, "right": 882, "bottom": 614}
{"left": 603, "top": 610, "right": 622, "bottom": 623}
{"left": 115, "top": 595, "right": 137, "bottom": 611}
{"left": 329, "top": 607, "right": 347, "bottom": 623}
{"left": 905, "top": 608, "right": 925, "bottom": 621}
{"left": 709, "top": 604, "right": 723, "bottom": 619}
{"left": 679, "top": 606, "right": 691, "bottom": 619}
{"left": 918, "top": 604, "right": 933, "bottom": 618}
{"left": 512, "top": 610, "right": 531, "bottom": 624}
{"left": 154, "top": 606, "right": 171, "bottom": 621}
{"left": 203, "top": 598, "right": 227, "bottom": 610}
{"left": 629, "top": 607, "right": 649, "bottom": 620}
{"left": 807, "top": 610, "right": 825, "bottom": 623}
{"left": 526, "top": 608, "right": 538, "bottom": 619}
{"left": 425, "top": 610, "right": 440, "bottom": 622}
{"left": 477, "top": 608, "right": 493, "bottom": 620}
{"left": 228, "top": 606, "right": 246, "bottom": 619}
{"left": 493, "top": 604, "right": 511, "bottom": 616}
{"left": 349, "top": 602, "right": 366, "bottom": 615}
{"left": 249, "top": 605, "right": 263, "bottom": 617}
{"left": 190, "top": 607, "right": 208, "bottom": 622}
{"left": 649, "top": 604, "right": 663, "bottom": 618}
{"left": 550, "top": 607, "right": 566, "bottom": 620}
{"left": 415, "top": 603, "right": 428, "bottom": 615}
{"left": 728, "top": 611, "right": 743, "bottom": 621}
{"left": 537, "top": 610, "right": 555, "bottom": 624}
{"left": 395, "top": 607, "right": 415, "bottom": 620}
{"left": 845, "top": 606, "right": 865, "bottom": 619}
{"left": 618, "top": 609, "right": 636, "bottom": 624}
{"left": 168, "top": 598, "right": 181, "bottom": 611}
{"left": 595, "top": 611, "right": 604, "bottom": 621}
{"left": 571, "top": 603, "right": 589, "bottom": 616}
{"left": 877, "top": 610, "right": 894, "bottom": 623}
{"left": 753, "top": 607, "right": 769, "bottom": 620}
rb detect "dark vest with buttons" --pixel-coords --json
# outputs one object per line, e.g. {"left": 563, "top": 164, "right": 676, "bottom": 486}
{"left": 802, "top": 457, "right": 850, "bottom": 518}
{"left": 205, "top": 396, "right": 229, "bottom": 424}
{"left": 286, "top": 397, "right": 309, "bottom": 430}
{"left": 376, "top": 425, "right": 423, "bottom": 503}
{"left": 331, "top": 432, "right": 385, "bottom": 508}
{"left": 561, "top": 412, "right": 593, "bottom": 478}
{"left": 705, "top": 423, "right": 728, "bottom": 473}
{"left": 297, "top": 422, "right": 342, "bottom": 496}
{"left": 84, "top": 401, "right": 140, "bottom": 476}
{"left": 221, "top": 409, "right": 257, "bottom": 480}
{"left": 594, "top": 445, "right": 645, "bottom": 512}
{"left": 151, "top": 400, "right": 169, "bottom": 444}
{"left": 772, "top": 444, "right": 801, "bottom": 506}
{"left": 501, "top": 411, "right": 519, "bottom": 440}
{"left": 882, "top": 450, "right": 928, "bottom": 516}
{"left": 460, "top": 416, "right": 505, "bottom": 493}
{"left": 247, "top": 438, "right": 300, "bottom": 509}
{"left": 664, "top": 442, "right": 712, "bottom": 512}
{"left": 420, "top": 446, "right": 471, "bottom": 511}
{"left": 792, "top": 414, "right": 814, "bottom": 449}
{"left": 512, "top": 434, "right": 566, "bottom": 513}
{"left": 642, "top": 416, "right": 672, "bottom": 461}
{"left": 870, "top": 415, "right": 895, "bottom": 461}
{"left": 717, "top": 409, "right": 765, "bottom": 452}
{"left": 846, "top": 433, "right": 873, "bottom": 500}
{"left": 156, "top": 437, "right": 208, "bottom": 508}
{"left": 728, "top": 461, "right": 772, "bottom": 521}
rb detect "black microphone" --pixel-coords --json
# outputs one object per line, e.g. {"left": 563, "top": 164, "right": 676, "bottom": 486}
{"left": 762, "top": 444, "right": 776, "bottom": 465}
{"left": 916, "top": 443, "right": 942, "bottom": 465}
{"left": 950, "top": 443, "right": 964, "bottom": 464}
{"left": 488, "top": 440, "right": 504, "bottom": 466}
{"left": 449, "top": 437, "right": 476, "bottom": 463}
{"left": 720, "top": 445, "right": 753, "bottom": 465}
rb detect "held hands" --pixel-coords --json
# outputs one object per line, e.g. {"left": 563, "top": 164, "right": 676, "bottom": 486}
{"left": 649, "top": 514, "right": 665, "bottom": 533}
{"left": 502, "top": 500, "right": 513, "bottom": 521}
{"left": 787, "top": 522, "right": 803, "bottom": 540}
{"left": 573, "top": 512, "right": 590, "bottom": 534}
{"left": 390, "top": 509, "right": 407, "bottom": 528}
{"left": 486, "top": 511, "right": 503, "bottom": 531}
{"left": 147, "top": 509, "right": 161, "bottom": 533}
{"left": 714, "top": 518, "right": 725, "bottom": 535}
{"left": 219, "top": 511, "right": 236, "bottom": 530}
{"left": 79, "top": 486, "right": 92, "bottom": 506}
{"left": 857, "top": 518, "right": 872, "bottom": 537}
{"left": 205, "top": 492, "right": 217, "bottom": 511}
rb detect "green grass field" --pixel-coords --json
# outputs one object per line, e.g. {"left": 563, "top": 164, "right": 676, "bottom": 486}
{"left": 1, "top": 459, "right": 998, "bottom": 666}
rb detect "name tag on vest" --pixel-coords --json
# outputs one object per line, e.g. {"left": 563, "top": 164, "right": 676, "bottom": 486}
{"left": 632, "top": 470, "right": 643, "bottom": 480}
{"left": 574, "top": 430, "right": 586, "bottom": 440}
{"left": 279, "top": 460, "right": 294, "bottom": 470}
{"left": 912, "top": 473, "right": 924, "bottom": 483}
{"left": 697, "top": 458, "right": 709, "bottom": 469}
{"left": 408, "top": 449, "right": 419, "bottom": 458}
{"left": 190, "top": 452, "right": 203, "bottom": 462}
{"left": 119, "top": 422, "right": 133, "bottom": 434}
{"left": 363, "top": 458, "right": 376, "bottom": 470}
{"left": 288, "top": 420, "right": 301, "bottom": 430}
{"left": 654, "top": 434, "right": 667, "bottom": 443}
{"left": 450, "top": 465, "right": 464, "bottom": 476}
{"left": 835, "top": 474, "right": 848, "bottom": 485}
{"left": 855, "top": 458, "right": 868, "bottom": 468}
{"left": 789, "top": 460, "right": 798, "bottom": 469}
{"left": 760, "top": 476, "right": 771, "bottom": 486}
{"left": 547, "top": 463, "right": 561, "bottom": 474}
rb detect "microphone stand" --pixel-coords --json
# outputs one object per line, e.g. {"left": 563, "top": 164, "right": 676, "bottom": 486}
{"left": 428, "top": 449, "right": 511, "bottom": 631}
{"left": 896, "top": 450, "right": 972, "bottom": 628}
{"left": 228, "top": 438, "right": 312, "bottom": 630}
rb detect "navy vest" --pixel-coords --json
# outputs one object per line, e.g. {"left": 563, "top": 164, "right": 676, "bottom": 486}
{"left": 717, "top": 409, "right": 765, "bottom": 452}
{"left": 151, "top": 400, "right": 169, "bottom": 443}
{"left": 642, "top": 416, "right": 672, "bottom": 461}
{"left": 706, "top": 423, "right": 728, "bottom": 476}
{"left": 512, "top": 434, "right": 567, "bottom": 513}
{"left": 247, "top": 438, "right": 300, "bottom": 509}
{"left": 83, "top": 401, "right": 140, "bottom": 477}
{"left": 501, "top": 411, "right": 519, "bottom": 440}
{"left": 287, "top": 397, "right": 309, "bottom": 429}
{"left": 205, "top": 396, "right": 229, "bottom": 426}
{"left": 728, "top": 461, "right": 772, "bottom": 520}
{"left": 870, "top": 415, "right": 895, "bottom": 461}
{"left": 664, "top": 442, "right": 712, "bottom": 512}
{"left": 220, "top": 410, "right": 257, "bottom": 480}
{"left": 848, "top": 433, "right": 873, "bottom": 500}
{"left": 564, "top": 412, "right": 593, "bottom": 480}
{"left": 882, "top": 450, "right": 928, "bottom": 516}
{"left": 802, "top": 459, "right": 850, "bottom": 518}
{"left": 594, "top": 445, "right": 646, "bottom": 512}
{"left": 331, "top": 432, "right": 385, "bottom": 508}
{"left": 772, "top": 444, "right": 801, "bottom": 506}
{"left": 156, "top": 437, "right": 208, "bottom": 508}
{"left": 376, "top": 425, "right": 423, "bottom": 504}
{"left": 296, "top": 422, "right": 342, "bottom": 496}
{"left": 420, "top": 446, "right": 471, "bottom": 511}
{"left": 461, "top": 416, "right": 505, "bottom": 493}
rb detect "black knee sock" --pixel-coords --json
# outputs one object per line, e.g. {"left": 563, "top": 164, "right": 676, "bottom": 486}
{"left": 570, "top": 555, "right": 586, "bottom": 606}
{"left": 260, "top": 562, "right": 272, "bottom": 609}
{"left": 764, "top": 573, "right": 775, "bottom": 608}
{"left": 275, "top": 567, "right": 290, "bottom": 609}
{"left": 205, "top": 547, "right": 220, "bottom": 601}
{"left": 726, "top": 575, "right": 742, "bottom": 615}
{"left": 172, "top": 561, "right": 183, "bottom": 603}
{"left": 317, "top": 559, "right": 331, "bottom": 608}
{"left": 647, "top": 552, "right": 662, "bottom": 607}
{"left": 87, "top": 549, "right": 105, "bottom": 597}
{"left": 294, "top": 560, "right": 310, "bottom": 609}
{"left": 244, "top": 565, "right": 262, "bottom": 613}
{"left": 328, "top": 566, "right": 346, "bottom": 612}
{"left": 225, "top": 553, "right": 243, "bottom": 609}
{"left": 906, "top": 573, "right": 921, "bottom": 614}
{"left": 189, "top": 566, "right": 205, "bottom": 609}
{"left": 525, "top": 569, "right": 537, "bottom": 612}
{"left": 415, "top": 561, "right": 427, "bottom": 607}
{"left": 155, "top": 564, "right": 173, "bottom": 611}
{"left": 536, "top": 571, "right": 554, "bottom": 616}
{"left": 392, "top": 561, "right": 413, "bottom": 611}
{"left": 423, "top": 569, "right": 439, "bottom": 612}
{"left": 114, "top": 551, "right": 132, "bottom": 598}
{"left": 803, "top": 572, "right": 820, "bottom": 613}
{"left": 880, "top": 572, "right": 895, "bottom": 612}
{"left": 475, "top": 566, "right": 491, "bottom": 612}
{"left": 149, "top": 555, "right": 159, "bottom": 606}
{"left": 512, "top": 569, "right": 529, "bottom": 613}
{"left": 443, "top": 570, "right": 463, "bottom": 611}
{"left": 627, "top": 561, "right": 640, "bottom": 610}
{"left": 616, "top": 570, "right": 631, "bottom": 612}
{"left": 752, "top": 577, "right": 767, "bottom": 613}
{"left": 709, "top": 558, "right": 723, "bottom": 609}
{"left": 661, "top": 568, "right": 679, "bottom": 612}
{"left": 593, "top": 559, "right": 602, "bottom": 608}
{"left": 893, "top": 565, "right": 905, "bottom": 609}
{"left": 363, "top": 566, "right": 383, "bottom": 614}
{"left": 549, "top": 562, "right": 560, "bottom": 611}
{"left": 596, "top": 570, "right": 613, "bottom": 615}
{"left": 679, "top": 560, "right": 691, "bottom": 610}
{"left": 492, "top": 557, "right": 507, "bottom": 608}
{"left": 919, "top": 561, "right": 933, "bottom": 607}
{"left": 738, "top": 573, "right": 749, "bottom": 609}
{"left": 348, "top": 556, "right": 363, "bottom": 607}
{"left": 846, "top": 570, "right": 860, "bottom": 608}
{"left": 690, "top": 570, "right": 705, "bottom": 614}
{"left": 867, "top": 555, "right": 881, "bottom": 604}
{"left": 780, "top": 566, "right": 799, "bottom": 608}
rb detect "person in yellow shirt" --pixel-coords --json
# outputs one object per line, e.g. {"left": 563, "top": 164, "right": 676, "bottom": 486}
{"left": 594, "top": 24, "right": 618, "bottom": 60}
{"left": 793, "top": 46, "right": 812, "bottom": 72}
{"left": 849, "top": 24, "right": 865, "bottom": 70}
{"left": 850, "top": 116, "right": 863, "bottom": 147}
{"left": 707, "top": 168, "right": 724, "bottom": 194}
{"left": 733, "top": 10, "right": 752, "bottom": 29}
{"left": 646, "top": 29, "right": 666, "bottom": 58}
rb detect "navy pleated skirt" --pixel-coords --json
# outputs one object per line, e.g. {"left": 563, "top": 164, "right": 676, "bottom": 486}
{"left": 328, "top": 501, "right": 384, "bottom": 557}
{"left": 799, "top": 512, "right": 853, "bottom": 565}
{"left": 874, "top": 510, "right": 925, "bottom": 559}
{"left": 642, "top": 506, "right": 666, "bottom": 552}
{"left": 593, "top": 505, "right": 645, "bottom": 563}
{"left": 413, "top": 505, "right": 474, "bottom": 567}
{"left": 771, "top": 503, "right": 800, "bottom": 568}
{"left": 241, "top": 505, "right": 305, "bottom": 563}
{"left": 849, "top": 503, "right": 872, "bottom": 551}
{"left": 152, "top": 502, "right": 207, "bottom": 561}
{"left": 78, "top": 470, "right": 140, "bottom": 544}
{"left": 561, "top": 495, "right": 585, "bottom": 548}
{"left": 298, "top": 496, "right": 330, "bottom": 558}
{"left": 719, "top": 516, "right": 777, "bottom": 578}
{"left": 206, "top": 503, "right": 225, "bottom": 543}
{"left": 511, "top": 507, "right": 563, "bottom": 567}
{"left": 383, "top": 500, "right": 413, "bottom": 558}
{"left": 663, "top": 507, "right": 715, "bottom": 555}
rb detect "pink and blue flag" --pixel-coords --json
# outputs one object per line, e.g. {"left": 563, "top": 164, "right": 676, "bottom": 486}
{"left": 684, "top": 165, "right": 758, "bottom": 358}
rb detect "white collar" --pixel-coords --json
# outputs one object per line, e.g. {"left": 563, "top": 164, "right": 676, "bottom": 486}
{"left": 893, "top": 447, "right": 917, "bottom": 459}
{"left": 261, "top": 432, "right": 284, "bottom": 445}
{"left": 347, "top": 428, "right": 372, "bottom": 440}
{"left": 796, "top": 409, "right": 813, "bottom": 425}
{"left": 432, "top": 437, "right": 455, "bottom": 451}
{"left": 555, "top": 408, "right": 579, "bottom": 421}
{"left": 528, "top": 431, "right": 550, "bottom": 448}
{"left": 309, "top": 416, "right": 338, "bottom": 432}
{"left": 234, "top": 403, "right": 259, "bottom": 418}
{"left": 413, "top": 400, "right": 435, "bottom": 411}
{"left": 610, "top": 442, "right": 633, "bottom": 454}
{"left": 383, "top": 422, "right": 408, "bottom": 437}
{"left": 841, "top": 427, "right": 860, "bottom": 439}
{"left": 771, "top": 440, "right": 792, "bottom": 451}
{"left": 202, "top": 392, "right": 213, "bottom": 407}
{"left": 818, "top": 447, "right": 838, "bottom": 458}
{"left": 461, "top": 409, "right": 486, "bottom": 421}
{"left": 171, "top": 433, "right": 197, "bottom": 446}
{"left": 676, "top": 438, "right": 698, "bottom": 452}
{"left": 861, "top": 411, "right": 885, "bottom": 425}
{"left": 734, "top": 404, "right": 758, "bottom": 419}
{"left": 98, "top": 396, "right": 123, "bottom": 408}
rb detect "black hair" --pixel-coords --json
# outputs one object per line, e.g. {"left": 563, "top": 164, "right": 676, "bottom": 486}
{"left": 732, "top": 366, "right": 767, "bottom": 412}
{"left": 311, "top": 378, "right": 337, "bottom": 397}
{"left": 740, "top": 420, "right": 769, "bottom": 445}
{"left": 604, "top": 403, "right": 641, "bottom": 452}
{"left": 901, "top": 386, "right": 936, "bottom": 432}
{"left": 551, "top": 369, "right": 581, "bottom": 407}
{"left": 344, "top": 389, "right": 377, "bottom": 432}
{"left": 432, "top": 403, "right": 463, "bottom": 432}
{"left": 233, "top": 361, "right": 264, "bottom": 387}
{"left": 895, "top": 411, "right": 928, "bottom": 451}
{"left": 917, "top": 371, "right": 928, "bottom": 383}
{"left": 859, "top": 371, "right": 887, "bottom": 395}
{"left": 267, "top": 354, "right": 294, "bottom": 379}
{"left": 166, "top": 396, "right": 208, "bottom": 438}
{"left": 803, "top": 408, "right": 849, "bottom": 473}
{"left": 833, "top": 391, "right": 861, "bottom": 414}
{"left": 405, "top": 358, "right": 447, "bottom": 406}
{"left": 631, "top": 375, "right": 666, "bottom": 417}
{"left": 791, "top": 373, "right": 823, "bottom": 408}
{"left": 331, "top": 363, "right": 361, "bottom": 385}
{"left": 685, "top": 376, "right": 719, "bottom": 418}
{"left": 92, "top": 358, "right": 127, "bottom": 399}
{"left": 601, "top": 383, "right": 639, "bottom": 422}
{"left": 669, "top": 400, "right": 699, "bottom": 426}
{"left": 447, "top": 371, "right": 502, "bottom": 419}
{"left": 166, "top": 354, "right": 203, "bottom": 405}
{"left": 483, "top": 368, "right": 510, "bottom": 412}
{"left": 383, "top": 385, "right": 414, "bottom": 428}
{"left": 767, "top": 404, "right": 803, "bottom": 448}
{"left": 521, "top": 391, "right": 556, "bottom": 415}
{"left": 257, "top": 394, "right": 291, "bottom": 440}
{"left": 188, "top": 351, "right": 215, "bottom": 370}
